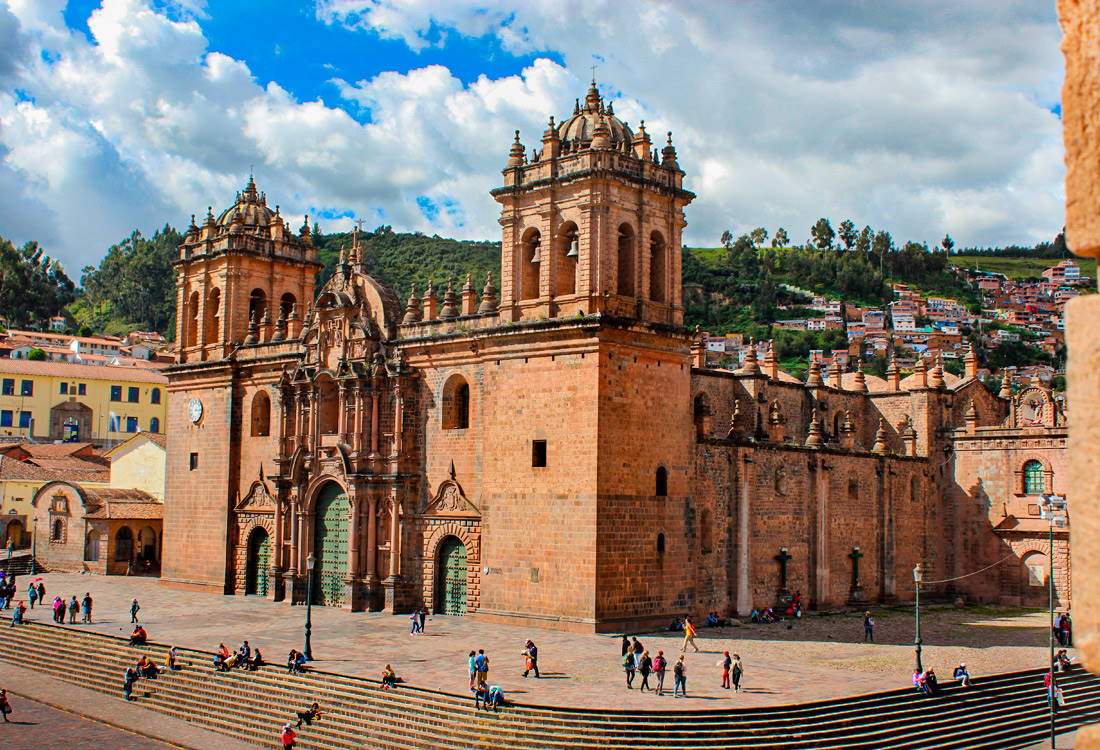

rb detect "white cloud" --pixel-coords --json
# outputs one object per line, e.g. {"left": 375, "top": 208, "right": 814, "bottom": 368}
{"left": 0, "top": 0, "right": 1066, "bottom": 277}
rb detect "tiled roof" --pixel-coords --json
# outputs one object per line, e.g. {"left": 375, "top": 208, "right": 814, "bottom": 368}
{"left": 0, "top": 455, "right": 58, "bottom": 481}
{"left": 0, "top": 442, "right": 95, "bottom": 459}
{"left": 5, "top": 330, "right": 122, "bottom": 347}
{"left": 0, "top": 357, "right": 167, "bottom": 383}
{"left": 104, "top": 431, "right": 166, "bottom": 457}
{"left": 82, "top": 488, "right": 162, "bottom": 519}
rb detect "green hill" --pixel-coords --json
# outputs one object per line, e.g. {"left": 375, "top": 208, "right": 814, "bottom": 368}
{"left": 948, "top": 254, "right": 1095, "bottom": 280}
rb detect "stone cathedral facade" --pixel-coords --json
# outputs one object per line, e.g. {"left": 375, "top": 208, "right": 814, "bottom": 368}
{"left": 162, "top": 83, "right": 1069, "bottom": 632}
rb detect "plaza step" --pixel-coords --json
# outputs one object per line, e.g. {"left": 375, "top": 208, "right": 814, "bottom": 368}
{"left": 0, "top": 618, "right": 1096, "bottom": 750}
{"left": 0, "top": 553, "right": 39, "bottom": 577}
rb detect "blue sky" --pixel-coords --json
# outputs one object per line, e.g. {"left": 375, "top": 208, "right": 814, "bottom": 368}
{"left": 0, "top": 1, "right": 1067, "bottom": 272}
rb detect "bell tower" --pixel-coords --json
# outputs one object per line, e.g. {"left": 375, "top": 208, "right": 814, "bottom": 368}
{"left": 492, "top": 80, "right": 694, "bottom": 326}
{"left": 173, "top": 176, "right": 321, "bottom": 363}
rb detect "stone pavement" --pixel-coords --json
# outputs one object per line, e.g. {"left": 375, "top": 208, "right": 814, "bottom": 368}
{"left": 0, "top": 661, "right": 252, "bottom": 750}
{"left": 8, "top": 573, "right": 1069, "bottom": 710}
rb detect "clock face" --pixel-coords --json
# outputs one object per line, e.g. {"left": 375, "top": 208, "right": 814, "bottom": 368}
{"left": 187, "top": 398, "right": 203, "bottom": 423}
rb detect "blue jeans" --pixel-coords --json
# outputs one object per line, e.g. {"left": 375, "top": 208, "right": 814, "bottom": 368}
{"left": 674, "top": 675, "right": 686, "bottom": 696}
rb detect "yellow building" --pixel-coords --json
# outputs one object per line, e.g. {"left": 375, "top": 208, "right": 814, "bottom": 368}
{"left": 0, "top": 358, "right": 167, "bottom": 445}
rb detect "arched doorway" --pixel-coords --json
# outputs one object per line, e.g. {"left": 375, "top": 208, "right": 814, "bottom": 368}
{"left": 435, "top": 536, "right": 468, "bottom": 616}
{"left": 84, "top": 530, "right": 100, "bottom": 562}
{"left": 115, "top": 527, "right": 134, "bottom": 563}
{"left": 4, "top": 520, "right": 23, "bottom": 547}
{"left": 138, "top": 525, "right": 158, "bottom": 563}
{"left": 245, "top": 527, "right": 271, "bottom": 596}
{"left": 313, "top": 482, "right": 349, "bottom": 606}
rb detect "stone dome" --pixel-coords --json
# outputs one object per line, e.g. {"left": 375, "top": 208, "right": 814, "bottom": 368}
{"left": 216, "top": 175, "right": 278, "bottom": 228}
{"left": 556, "top": 81, "right": 634, "bottom": 149}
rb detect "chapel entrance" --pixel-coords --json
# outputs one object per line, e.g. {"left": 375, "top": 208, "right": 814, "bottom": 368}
{"left": 313, "top": 482, "right": 349, "bottom": 606}
{"left": 435, "top": 536, "right": 467, "bottom": 615}
{"left": 245, "top": 527, "right": 271, "bottom": 596}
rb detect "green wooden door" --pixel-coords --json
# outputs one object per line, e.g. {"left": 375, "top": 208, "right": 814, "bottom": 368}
{"left": 245, "top": 528, "right": 271, "bottom": 596}
{"left": 314, "top": 483, "right": 349, "bottom": 606}
{"left": 436, "top": 537, "right": 467, "bottom": 615}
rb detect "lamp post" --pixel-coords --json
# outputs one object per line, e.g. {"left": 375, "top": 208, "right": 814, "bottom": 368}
{"left": 303, "top": 553, "right": 315, "bottom": 661}
{"left": 30, "top": 518, "right": 37, "bottom": 576}
{"left": 913, "top": 563, "right": 923, "bottom": 674}
{"left": 1040, "top": 493, "right": 1068, "bottom": 750}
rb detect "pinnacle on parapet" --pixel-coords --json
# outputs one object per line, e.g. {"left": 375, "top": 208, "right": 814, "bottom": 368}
{"left": 871, "top": 418, "right": 890, "bottom": 455}
{"left": 805, "top": 409, "right": 824, "bottom": 447}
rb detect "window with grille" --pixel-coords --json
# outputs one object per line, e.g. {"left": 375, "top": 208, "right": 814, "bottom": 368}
{"left": 1023, "top": 461, "right": 1045, "bottom": 495}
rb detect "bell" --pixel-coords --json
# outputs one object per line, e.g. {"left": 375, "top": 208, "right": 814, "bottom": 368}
{"left": 529, "top": 237, "right": 541, "bottom": 263}
{"left": 566, "top": 236, "right": 579, "bottom": 258}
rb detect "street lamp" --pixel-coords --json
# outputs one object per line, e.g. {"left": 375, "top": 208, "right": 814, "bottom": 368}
{"left": 913, "top": 563, "right": 924, "bottom": 674}
{"left": 30, "top": 517, "right": 37, "bottom": 576}
{"left": 1040, "top": 493, "right": 1068, "bottom": 750}
{"left": 303, "top": 553, "right": 315, "bottom": 661}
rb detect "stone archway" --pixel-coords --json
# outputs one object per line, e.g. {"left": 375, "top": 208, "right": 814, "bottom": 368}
{"left": 245, "top": 526, "right": 272, "bottom": 596}
{"left": 50, "top": 401, "right": 91, "bottom": 442}
{"left": 434, "top": 536, "right": 468, "bottom": 616}
{"left": 312, "top": 481, "right": 349, "bottom": 606}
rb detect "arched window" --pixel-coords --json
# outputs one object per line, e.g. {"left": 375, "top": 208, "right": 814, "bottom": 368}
{"left": 280, "top": 292, "right": 297, "bottom": 320}
{"left": 656, "top": 532, "right": 666, "bottom": 555}
{"left": 649, "top": 231, "right": 666, "bottom": 303}
{"left": 655, "top": 466, "right": 668, "bottom": 497}
{"left": 204, "top": 288, "right": 221, "bottom": 344}
{"left": 700, "top": 507, "right": 713, "bottom": 554}
{"left": 186, "top": 291, "right": 199, "bottom": 347}
{"left": 150, "top": 387, "right": 161, "bottom": 405}
{"left": 617, "top": 224, "right": 635, "bottom": 297}
{"left": 556, "top": 222, "right": 579, "bottom": 297}
{"left": 149, "top": 417, "right": 160, "bottom": 433}
{"left": 693, "top": 393, "right": 710, "bottom": 440}
{"left": 848, "top": 478, "right": 859, "bottom": 500}
{"left": 1023, "top": 460, "right": 1045, "bottom": 495}
{"left": 317, "top": 377, "right": 339, "bottom": 435}
{"left": 911, "top": 477, "right": 919, "bottom": 503}
{"left": 115, "top": 526, "right": 133, "bottom": 562}
{"left": 51, "top": 518, "right": 63, "bottom": 542}
{"left": 248, "top": 288, "right": 267, "bottom": 326}
{"left": 442, "top": 374, "right": 471, "bottom": 430}
{"left": 1024, "top": 551, "right": 1047, "bottom": 587}
{"left": 251, "top": 391, "right": 271, "bottom": 437}
{"left": 520, "top": 228, "right": 541, "bottom": 300}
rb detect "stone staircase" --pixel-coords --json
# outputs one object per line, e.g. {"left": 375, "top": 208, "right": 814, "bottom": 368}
{"left": 0, "top": 619, "right": 1097, "bottom": 750}
{"left": 0, "top": 553, "right": 39, "bottom": 577}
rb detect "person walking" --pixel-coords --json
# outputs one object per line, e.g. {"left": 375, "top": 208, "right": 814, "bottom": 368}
{"left": 638, "top": 650, "right": 653, "bottom": 692}
{"left": 0, "top": 689, "right": 11, "bottom": 722}
{"left": 9, "top": 601, "right": 24, "bottom": 626}
{"left": 468, "top": 651, "right": 477, "bottom": 689}
{"left": 721, "top": 650, "right": 732, "bottom": 689}
{"left": 51, "top": 596, "right": 63, "bottom": 623}
{"left": 123, "top": 667, "right": 137, "bottom": 701}
{"left": 621, "top": 635, "right": 630, "bottom": 657}
{"left": 731, "top": 654, "right": 743, "bottom": 692}
{"left": 863, "top": 611, "right": 875, "bottom": 642}
{"left": 81, "top": 593, "right": 93, "bottom": 623}
{"left": 418, "top": 608, "right": 426, "bottom": 635}
{"left": 1062, "top": 613, "right": 1073, "bottom": 647}
{"left": 36, "top": 582, "right": 44, "bottom": 605}
{"left": 622, "top": 650, "right": 636, "bottom": 689}
{"left": 130, "top": 598, "right": 141, "bottom": 624}
{"left": 474, "top": 649, "right": 489, "bottom": 688}
{"left": 522, "top": 640, "right": 540, "bottom": 678}
{"left": 280, "top": 723, "right": 297, "bottom": 749}
{"left": 673, "top": 655, "right": 688, "bottom": 697}
{"left": 1054, "top": 612, "right": 1065, "bottom": 646}
{"left": 409, "top": 610, "right": 421, "bottom": 635}
{"left": 67, "top": 595, "right": 78, "bottom": 624}
{"left": 681, "top": 617, "right": 700, "bottom": 653}
{"left": 653, "top": 650, "right": 668, "bottom": 695}
{"left": 26, "top": 583, "right": 36, "bottom": 610}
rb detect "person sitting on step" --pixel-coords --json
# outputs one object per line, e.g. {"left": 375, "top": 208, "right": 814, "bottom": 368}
{"left": 486, "top": 685, "right": 506, "bottom": 712}
{"left": 295, "top": 702, "right": 322, "bottom": 728}
{"left": 136, "top": 655, "right": 158, "bottom": 680}
{"left": 1056, "top": 649, "right": 1074, "bottom": 673}
{"left": 213, "top": 653, "right": 229, "bottom": 672}
{"left": 953, "top": 663, "right": 972, "bottom": 687}
{"left": 381, "top": 664, "right": 398, "bottom": 689}
{"left": 165, "top": 646, "right": 180, "bottom": 671}
{"left": 248, "top": 648, "right": 265, "bottom": 671}
{"left": 128, "top": 624, "right": 148, "bottom": 647}
{"left": 925, "top": 668, "right": 940, "bottom": 696}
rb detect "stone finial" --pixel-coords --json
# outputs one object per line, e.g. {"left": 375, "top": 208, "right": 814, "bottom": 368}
{"left": 913, "top": 356, "right": 928, "bottom": 389}
{"left": 477, "top": 271, "right": 499, "bottom": 314}
{"left": 852, "top": 360, "right": 867, "bottom": 392}
{"left": 507, "top": 130, "right": 526, "bottom": 167}
{"left": 964, "top": 346, "right": 978, "bottom": 380}
{"left": 691, "top": 325, "right": 706, "bottom": 369}
{"left": 999, "top": 369, "right": 1013, "bottom": 399}
{"left": 632, "top": 119, "right": 652, "bottom": 159}
{"left": 763, "top": 340, "right": 778, "bottom": 379}
{"left": 591, "top": 116, "right": 612, "bottom": 150}
{"left": 806, "top": 358, "right": 824, "bottom": 388}
{"left": 805, "top": 409, "right": 824, "bottom": 447}
{"left": 871, "top": 418, "right": 890, "bottom": 455}
{"left": 402, "top": 284, "right": 422, "bottom": 324}
{"left": 460, "top": 272, "right": 477, "bottom": 316}
{"left": 886, "top": 356, "right": 900, "bottom": 391}
{"left": 259, "top": 307, "right": 271, "bottom": 342}
{"left": 661, "top": 131, "right": 679, "bottom": 169}
{"left": 899, "top": 414, "right": 918, "bottom": 456}
{"left": 272, "top": 308, "right": 288, "bottom": 343}
{"left": 929, "top": 356, "right": 946, "bottom": 390}
{"left": 828, "top": 358, "right": 843, "bottom": 389}
{"left": 439, "top": 278, "right": 460, "bottom": 320}
{"left": 839, "top": 409, "right": 857, "bottom": 449}
{"left": 767, "top": 399, "right": 786, "bottom": 443}
{"left": 422, "top": 280, "right": 439, "bottom": 321}
{"left": 965, "top": 398, "right": 978, "bottom": 427}
{"left": 741, "top": 339, "right": 760, "bottom": 375}
{"left": 244, "top": 309, "right": 259, "bottom": 345}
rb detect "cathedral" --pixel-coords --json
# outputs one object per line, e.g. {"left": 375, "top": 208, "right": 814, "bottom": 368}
{"left": 162, "top": 82, "right": 1069, "bottom": 632}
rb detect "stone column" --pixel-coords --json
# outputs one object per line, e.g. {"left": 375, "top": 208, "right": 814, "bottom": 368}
{"left": 735, "top": 453, "right": 753, "bottom": 616}
{"left": 366, "top": 495, "right": 378, "bottom": 581}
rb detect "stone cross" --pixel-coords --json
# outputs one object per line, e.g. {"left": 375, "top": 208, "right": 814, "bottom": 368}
{"left": 849, "top": 546, "right": 863, "bottom": 588}
{"left": 775, "top": 547, "right": 793, "bottom": 591}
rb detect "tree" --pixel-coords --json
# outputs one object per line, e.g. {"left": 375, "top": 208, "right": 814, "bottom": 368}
{"left": 810, "top": 218, "right": 835, "bottom": 251}
{"left": 720, "top": 230, "right": 733, "bottom": 249}
{"left": 27, "top": 348, "right": 46, "bottom": 361}
{"left": 749, "top": 227, "right": 769, "bottom": 247}
{"left": 772, "top": 227, "right": 790, "bottom": 248}
{"left": 940, "top": 234, "right": 955, "bottom": 254}
{"left": 0, "top": 235, "right": 77, "bottom": 328}
{"left": 837, "top": 220, "right": 857, "bottom": 252}
{"left": 872, "top": 230, "right": 894, "bottom": 275}
{"left": 855, "top": 225, "right": 873, "bottom": 255}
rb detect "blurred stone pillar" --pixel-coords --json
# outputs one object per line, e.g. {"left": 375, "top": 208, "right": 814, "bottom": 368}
{"left": 1060, "top": 0, "right": 1100, "bottom": 746}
